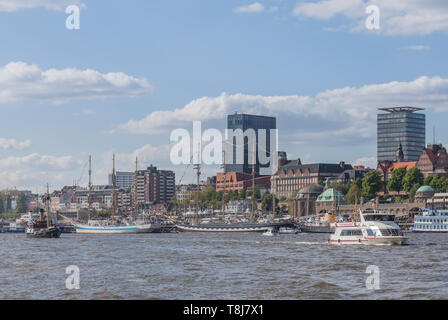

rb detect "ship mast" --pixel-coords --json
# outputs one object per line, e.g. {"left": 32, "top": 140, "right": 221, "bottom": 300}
{"left": 111, "top": 153, "right": 116, "bottom": 219}
{"left": 221, "top": 150, "right": 226, "bottom": 222}
{"left": 88, "top": 155, "right": 92, "bottom": 221}
{"left": 251, "top": 144, "right": 256, "bottom": 222}
{"left": 194, "top": 143, "right": 201, "bottom": 225}
{"left": 134, "top": 156, "right": 138, "bottom": 219}
{"left": 46, "top": 184, "right": 51, "bottom": 228}
{"left": 272, "top": 188, "right": 276, "bottom": 219}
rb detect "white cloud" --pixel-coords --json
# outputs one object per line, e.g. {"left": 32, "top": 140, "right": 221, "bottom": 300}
{"left": 0, "top": 138, "right": 31, "bottom": 150}
{"left": 0, "top": 0, "right": 84, "bottom": 12}
{"left": 81, "top": 109, "right": 96, "bottom": 115}
{"left": 293, "top": 0, "right": 448, "bottom": 36}
{"left": 234, "top": 2, "right": 265, "bottom": 14}
{"left": 353, "top": 157, "right": 377, "bottom": 169}
{"left": 0, "top": 61, "right": 152, "bottom": 104}
{"left": 0, "top": 153, "right": 82, "bottom": 189}
{"left": 117, "top": 76, "right": 448, "bottom": 149}
{"left": 402, "top": 45, "right": 431, "bottom": 51}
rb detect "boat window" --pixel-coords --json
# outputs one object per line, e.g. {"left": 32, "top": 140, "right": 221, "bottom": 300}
{"left": 364, "top": 215, "right": 395, "bottom": 222}
{"left": 380, "top": 229, "right": 402, "bottom": 236}
{"left": 366, "top": 229, "right": 374, "bottom": 236}
{"left": 341, "top": 229, "right": 363, "bottom": 236}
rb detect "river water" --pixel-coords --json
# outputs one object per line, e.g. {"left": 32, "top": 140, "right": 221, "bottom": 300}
{"left": 0, "top": 232, "right": 447, "bottom": 300}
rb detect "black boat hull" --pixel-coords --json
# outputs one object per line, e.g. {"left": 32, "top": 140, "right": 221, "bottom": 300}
{"left": 26, "top": 226, "right": 61, "bottom": 238}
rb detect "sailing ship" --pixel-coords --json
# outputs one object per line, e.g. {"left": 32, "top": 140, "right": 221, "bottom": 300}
{"left": 73, "top": 155, "right": 161, "bottom": 234}
{"left": 176, "top": 149, "right": 296, "bottom": 233}
{"left": 25, "top": 185, "right": 61, "bottom": 238}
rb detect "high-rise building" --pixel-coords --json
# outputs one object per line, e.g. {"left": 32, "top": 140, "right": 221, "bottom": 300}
{"left": 134, "top": 165, "right": 175, "bottom": 206}
{"left": 377, "top": 107, "right": 425, "bottom": 162}
{"left": 108, "top": 171, "right": 134, "bottom": 189}
{"left": 225, "top": 113, "right": 276, "bottom": 175}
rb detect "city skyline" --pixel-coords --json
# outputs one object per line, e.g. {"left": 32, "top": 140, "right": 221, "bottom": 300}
{"left": 1, "top": 0, "right": 448, "bottom": 191}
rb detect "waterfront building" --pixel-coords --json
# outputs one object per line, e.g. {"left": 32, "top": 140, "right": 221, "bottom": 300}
{"left": 225, "top": 113, "right": 276, "bottom": 176}
{"left": 288, "top": 184, "right": 324, "bottom": 217}
{"left": 416, "top": 144, "right": 448, "bottom": 178}
{"left": 109, "top": 171, "right": 134, "bottom": 189}
{"left": 377, "top": 107, "right": 425, "bottom": 162}
{"left": 175, "top": 184, "right": 202, "bottom": 202}
{"left": 315, "top": 188, "right": 347, "bottom": 214}
{"left": 134, "top": 165, "right": 175, "bottom": 207}
{"left": 271, "top": 153, "right": 353, "bottom": 199}
{"left": 216, "top": 172, "right": 271, "bottom": 193}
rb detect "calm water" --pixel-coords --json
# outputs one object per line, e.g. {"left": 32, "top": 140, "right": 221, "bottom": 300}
{"left": 0, "top": 232, "right": 447, "bottom": 300}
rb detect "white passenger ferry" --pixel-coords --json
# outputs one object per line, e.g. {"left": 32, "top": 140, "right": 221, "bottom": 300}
{"left": 411, "top": 209, "right": 448, "bottom": 233}
{"left": 329, "top": 210, "right": 407, "bottom": 245}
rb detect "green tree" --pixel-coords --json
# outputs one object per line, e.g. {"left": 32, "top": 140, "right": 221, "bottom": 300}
{"left": 409, "top": 184, "right": 421, "bottom": 203}
{"left": 346, "top": 184, "right": 362, "bottom": 204}
{"left": 0, "top": 197, "right": 4, "bottom": 214}
{"left": 387, "top": 167, "right": 406, "bottom": 195}
{"left": 424, "top": 176, "right": 434, "bottom": 186}
{"left": 238, "top": 188, "right": 246, "bottom": 199}
{"left": 430, "top": 175, "right": 448, "bottom": 193}
{"left": 403, "top": 167, "right": 424, "bottom": 192}
{"left": 261, "top": 194, "right": 274, "bottom": 212}
{"left": 362, "top": 171, "right": 383, "bottom": 200}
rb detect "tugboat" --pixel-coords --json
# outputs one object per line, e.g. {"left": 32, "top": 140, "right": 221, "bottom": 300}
{"left": 26, "top": 186, "right": 61, "bottom": 238}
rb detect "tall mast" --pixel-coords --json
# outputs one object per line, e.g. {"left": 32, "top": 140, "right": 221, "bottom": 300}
{"left": 111, "top": 153, "right": 116, "bottom": 219}
{"left": 88, "top": 155, "right": 92, "bottom": 221}
{"left": 251, "top": 144, "right": 256, "bottom": 222}
{"left": 194, "top": 143, "right": 201, "bottom": 225}
{"left": 46, "top": 184, "right": 51, "bottom": 228}
{"left": 272, "top": 187, "right": 276, "bottom": 219}
{"left": 221, "top": 150, "right": 226, "bottom": 222}
{"left": 134, "top": 156, "right": 138, "bottom": 219}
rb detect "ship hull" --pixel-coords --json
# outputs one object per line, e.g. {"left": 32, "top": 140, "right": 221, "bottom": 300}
{"left": 26, "top": 226, "right": 61, "bottom": 238}
{"left": 176, "top": 222, "right": 295, "bottom": 233}
{"left": 74, "top": 224, "right": 161, "bottom": 234}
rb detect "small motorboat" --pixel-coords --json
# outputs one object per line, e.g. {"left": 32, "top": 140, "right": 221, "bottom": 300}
{"left": 262, "top": 227, "right": 278, "bottom": 237}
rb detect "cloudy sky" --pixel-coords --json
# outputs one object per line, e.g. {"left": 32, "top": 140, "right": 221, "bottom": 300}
{"left": 1, "top": 0, "right": 448, "bottom": 192}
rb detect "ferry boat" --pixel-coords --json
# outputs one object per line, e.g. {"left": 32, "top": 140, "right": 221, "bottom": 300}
{"left": 411, "top": 209, "right": 448, "bottom": 233}
{"left": 329, "top": 209, "right": 407, "bottom": 245}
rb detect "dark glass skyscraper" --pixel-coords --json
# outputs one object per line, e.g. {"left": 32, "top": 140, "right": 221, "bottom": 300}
{"left": 377, "top": 107, "right": 425, "bottom": 162}
{"left": 225, "top": 113, "right": 276, "bottom": 175}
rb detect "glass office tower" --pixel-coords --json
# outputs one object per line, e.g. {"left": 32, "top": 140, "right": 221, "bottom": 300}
{"left": 377, "top": 107, "right": 425, "bottom": 162}
{"left": 225, "top": 113, "right": 276, "bottom": 175}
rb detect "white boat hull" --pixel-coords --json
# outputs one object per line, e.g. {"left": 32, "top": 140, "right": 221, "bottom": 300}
{"left": 329, "top": 236, "right": 407, "bottom": 245}
{"left": 74, "top": 224, "right": 160, "bottom": 234}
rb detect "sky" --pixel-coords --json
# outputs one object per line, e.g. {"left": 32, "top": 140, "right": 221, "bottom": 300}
{"left": 1, "top": 0, "right": 448, "bottom": 192}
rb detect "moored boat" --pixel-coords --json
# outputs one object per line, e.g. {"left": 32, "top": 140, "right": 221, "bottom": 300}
{"left": 176, "top": 221, "right": 295, "bottom": 233}
{"left": 411, "top": 209, "right": 448, "bottom": 232}
{"left": 329, "top": 209, "right": 407, "bottom": 245}
{"left": 26, "top": 187, "right": 61, "bottom": 239}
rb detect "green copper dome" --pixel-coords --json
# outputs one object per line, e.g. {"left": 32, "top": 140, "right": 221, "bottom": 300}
{"left": 316, "top": 188, "right": 347, "bottom": 202}
{"left": 416, "top": 185, "right": 434, "bottom": 193}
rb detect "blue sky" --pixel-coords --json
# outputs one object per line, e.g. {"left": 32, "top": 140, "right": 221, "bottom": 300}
{"left": 1, "top": 0, "right": 448, "bottom": 191}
